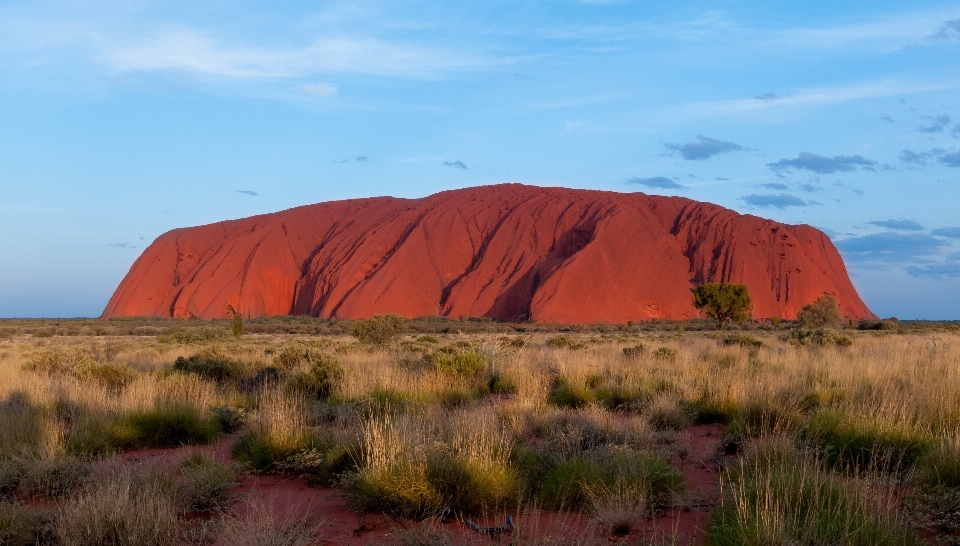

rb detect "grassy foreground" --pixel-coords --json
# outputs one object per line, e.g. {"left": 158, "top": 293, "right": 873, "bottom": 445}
{"left": 0, "top": 318, "right": 958, "bottom": 544}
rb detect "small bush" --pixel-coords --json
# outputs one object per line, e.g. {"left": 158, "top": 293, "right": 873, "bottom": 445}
{"left": 644, "top": 396, "right": 691, "bottom": 431}
{"left": 708, "top": 438, "right": 918, "bottom": 546}
{"left": 545, "top": 335, "right": 585, "bottom": 349}
{"left": 217, "top": 500, "right": 324, "bottom": 546}
{"left": 0, "top": 501, "right": 50, "bottom": 546}
{"left": 180, "top": 453, "right": 237, "bottom": 513}
{"left": 351, "top": 314, "right": 406, "bottom": 344}
{"left": 75, "top": 361, "right": 136, "bottom": 392}
{"left": 172, "top": 346, "right": 243, "bottom": 382}
{"left": 538, "top": 447, "right": 682, "bottom": 511}
{"left": 621, "top": 344, "right": 645, "bottom": 359}
{"left": 274, "top": 442, "right": 357, "bottom": 487}
{"left": 488, "top": 373, "right": 518, "bottom": 395}
{"left": 285, "top": 354, "right": 342, "bottom": 400}
{"left": 114, "top": 404, "right": 220, "bottom": 449}
{"left": 858, "top": 319, "right": 899, "bottom": 331}
{"left": 719, "top": 334, "right": 762, "bottom": 350}
{"left": 416, "top": 335, "right": 439, "bottom": 344}
{"left": 802, "top": 412, "right": 931, "bottom": 473}
{"left": 54, "top": 465, "right": 180, "bottom": 546}
{"left": 23, "top": 346, "right": 95, "bottom": 375}
{"left": 427, "top": 349, "right": 486, "bottom": 377}
{"left": 797, "top": 294, "right": 844, "bottom": 328}
{"left": 232, "top": 430, "right": 321, "bottom": 473}
{"left": 18, "top": 456, "right": 89, "bottom": 498}
{"left": 652, "top": 347, "right": 678, "bottom": 361}
{"left": 548, "top": 381, "right": 596, "bottom": 409}
{"left": 211, "top": 405, "right": 247, "bottom": 434}
{"left": 783, "top": 327, "right": 852, "bottom": 347}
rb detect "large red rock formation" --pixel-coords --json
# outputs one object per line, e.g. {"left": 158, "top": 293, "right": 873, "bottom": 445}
{"left": 102, "top": 184, "right": 874, "bottom": 322}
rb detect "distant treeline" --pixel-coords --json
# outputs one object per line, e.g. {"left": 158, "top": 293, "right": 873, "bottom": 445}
{"left": 0, "top": 315, "right": 956, "bottom": 339}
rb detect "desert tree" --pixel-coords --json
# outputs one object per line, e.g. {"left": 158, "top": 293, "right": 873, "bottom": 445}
{"left": 797, "top": 293, "right": 844, "bottom": 328}
{"left": 232, "top": 312, "right": 244, "bottom": 338}
{"left": 692, "top": 282, "right": 753, "bottom": 329}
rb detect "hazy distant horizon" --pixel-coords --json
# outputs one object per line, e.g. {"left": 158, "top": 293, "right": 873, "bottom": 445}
{"left": 2, "top": 1, "right": 959, "bottom": 319}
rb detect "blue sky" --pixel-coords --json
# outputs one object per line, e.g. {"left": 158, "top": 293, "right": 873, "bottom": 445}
{"left": 1, "top": 1, "right": 959, "bottom": 319}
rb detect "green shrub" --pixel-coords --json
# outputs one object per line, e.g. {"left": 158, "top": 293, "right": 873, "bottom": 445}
{"left": 783, "top": 327, "right": 852, "bottom": 347}
{"left": 180, "top": 453, "right": 237, "bottom": 513}
{"left": 65, "top": 418, "right": 116, "bottom": 456}
{"left": 32, "top": 328, "right": 54, "bottom": 338}
{"left": 211, "top": 405, "right": 247, "bottom": 434}
{"left": 275, "top": 442, "right": 358, "bottom": 487}
{"left": 231, "top": 429, "right": 323, "bottom": 473}
{"left": 719, "top": 334, "right": 763, "bottom": 350}
{"left": 488, "top": 373, "right": 518, "bottom": 395}
{"left": 426, "top": 450, "right": 518, "bottom": 514}
{"left": 114, "top": 404, "right": 220, "bottom": 449}
{"left": 797, "top": 294, "right": 844, "bottom": 328}
{"left": 858, "top": 319, "right": 899, "bottom": 331}
{"left": 416, "top": 335, "right": 439, "bottom": 344}
{"left": 548, "top": 381, "right": 596, "bottom": 409}
{"left": 344, "top": 464, "right": 442, "bottom": 519}
{"left": 621, "top": 344, "right": 645, "bottom": 359}
{"left": 545, "top": 335, "right": 585, "bottom": 349}
{"left": 802, "top": 412, "right": 931, "bottom": 473}
{"left": 18, "top": 456, "right": 89, "bottom": 498}
{"left": 271, "top": 342, "right": 330, "bottom": 369}
{"left": 285, "top": 354, "right": 342, "bottom": 400}
{"left": 75, "top": 361, "right": 136, "bottom": 392}
{"left": 708, "top": 439, "right": 918, "bottom": 546}
{"left": 54, "top": 465, "right": 180, "bottom": 546}
{"left": 23, "top": 346, "right": 95, "bottom": 375}
{"left": 172, "top": 346, "right": 243, "bottom": 382}
{"left": 652, "top": 347, "right": 678, "bottom": 361}
{"left": 351, "top": 314, "right": 406, "bottom": 344}
{"left": 427, "top": 349, "right": 486, "bottom": 377}
{"left": 537, "top": 447, "right": 682, "bottom": 511}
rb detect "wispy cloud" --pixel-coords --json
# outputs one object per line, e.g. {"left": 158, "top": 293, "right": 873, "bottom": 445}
{"left": 297, "top": 82, "right": 338, "bottom": 97}
{"left": 683, "top": 80, "right": 956, "bottom": 117}
{"left": 880, "top": 115, "right": 895, "bottom": 122}
{"left": 837, "top": 231, "right": 948, "bottom": 264}
{"left": 907, "top": 252, "right": 960, "bottom": 278}
{"left": 101, "top": 28, "right": 491, "bottom": 80}
{"left": 932, "top": 227, "right": 960, "bottom": 238}
{"left": 941, "top": 151, "right": 960, "bottom": 167}
{"left": 442, "top": 160, "right": 467, "bottom": 169}
{"left": 759, "top": 182, "right": 788, "bottom": 190}
{"left": 868, "top": 219, "right": 924, "bottom": 231}
{"left": 106, "top": 242, "right": 136, "bottom": 249}
{"left": 663, "top": 135, "right": 744, "bottom": 160}
{"left": 235, "top": 190, "right": 258, "bottom": 196}
{"left": 919, "top": 114, "right": 951, "bottom": 133}
{"left": 626, "top": 176, "right": 686, "bottom": 189}
{"left": 768, "top": 152, "right": 876, "bottom": 174}
{"left": 739, "top": 193, "right": 812, "bottom": 209}
{"left": 338, "top": 155, "right": 370, "bottom": 163}
{"left": 927, "top": 18, "right": 960, "bottom": 40}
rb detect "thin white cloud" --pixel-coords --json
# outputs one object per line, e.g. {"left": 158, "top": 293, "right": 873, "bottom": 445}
{"left": 298, "top": 82, "right": 338, "bottom": 97}
{"left": 682, "top": 79, "right": 956, "bottom": 117}
{"left": 100, "top": 27, "right": 492, "bottom": 80}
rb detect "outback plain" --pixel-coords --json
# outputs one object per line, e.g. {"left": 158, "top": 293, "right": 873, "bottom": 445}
{"left": 1, "top": 314, "right": 959, "bottom": 546}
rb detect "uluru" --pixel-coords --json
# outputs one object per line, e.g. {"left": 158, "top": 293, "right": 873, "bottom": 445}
{"left": 102, "top": 184, "right": 874, "bottom": 323}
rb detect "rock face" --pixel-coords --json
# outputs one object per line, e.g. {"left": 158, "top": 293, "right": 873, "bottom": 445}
{"left": 102, "top": 184, "right": 874, "bottom": 322}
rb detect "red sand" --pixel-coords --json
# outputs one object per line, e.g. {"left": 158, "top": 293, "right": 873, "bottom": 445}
{"left": 102, "top": 184, "right": 874, "bottom": 323}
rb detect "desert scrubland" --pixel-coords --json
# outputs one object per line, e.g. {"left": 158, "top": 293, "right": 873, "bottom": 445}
{"left": 1, "top": 317, "right": 959, "bottom": 545}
